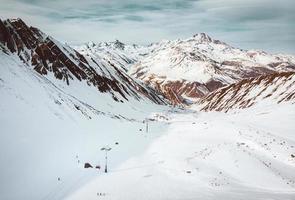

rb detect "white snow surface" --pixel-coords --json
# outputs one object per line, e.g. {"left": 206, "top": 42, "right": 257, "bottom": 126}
{"left": 67, "top": 103, "right": 295, "bottom": 200}
{"left": 0, "top": 50, "right": 170, "bottom": 200}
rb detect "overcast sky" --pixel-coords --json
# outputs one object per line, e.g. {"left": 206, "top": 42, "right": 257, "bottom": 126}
{"left": 0, "top": 0, "right": 294, "bottom": 54}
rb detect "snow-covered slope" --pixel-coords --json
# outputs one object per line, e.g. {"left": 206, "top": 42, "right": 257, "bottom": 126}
{"left": 0, "top": 49, "right": 171, "bottom": 200}
{"left": 198, "top": 72, "right": 295, "bottom": 112}
{"left": 0, "top": 18, "right": 170, "bottom": 200}
{"left": 67, "top": 104, "right": 295, "bottom": 200}
{"left": 129, "top": 33, "right": 295, "bottom": 105}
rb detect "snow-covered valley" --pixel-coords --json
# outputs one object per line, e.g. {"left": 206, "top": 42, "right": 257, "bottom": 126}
{"left": 0, "top": 50, "right": 169, "bottom": 200}
{"left": 67, "top": 103, "right": 295, "bottom": 200}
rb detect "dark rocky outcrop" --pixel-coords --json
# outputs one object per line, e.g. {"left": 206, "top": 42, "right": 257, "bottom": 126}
{"left": 84, "top": 163, "right": 93, "bottom": 168}
{"left": 198, "top": 72, "right": 295, "bottom": 112}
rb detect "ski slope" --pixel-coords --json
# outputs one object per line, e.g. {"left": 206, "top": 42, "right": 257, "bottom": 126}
{"left": 67, "top": 103, "right": 295, "bottom": 200}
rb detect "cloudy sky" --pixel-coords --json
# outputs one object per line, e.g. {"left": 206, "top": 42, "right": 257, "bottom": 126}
{"left": 0, "top": 0, "right": 294, "bottom": 54}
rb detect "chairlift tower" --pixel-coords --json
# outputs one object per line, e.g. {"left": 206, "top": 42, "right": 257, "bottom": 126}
{"left": 100, "top": 146, "right": 112, "bottom": 173}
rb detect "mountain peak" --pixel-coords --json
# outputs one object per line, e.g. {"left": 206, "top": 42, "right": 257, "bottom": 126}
{"left": 192, "top": 33, "right": 227, "bottom": 45}
{"left": 86, "top": 41, "right": 96, "bottom": 48}
{"left": 193, "top": 33, "right": 213, "bottom": 43}
{"left": 113, "top": 39, "right": 125, "bottom": 50}
{"left": 6, "top": 18, "right": 24, "bottom": 23}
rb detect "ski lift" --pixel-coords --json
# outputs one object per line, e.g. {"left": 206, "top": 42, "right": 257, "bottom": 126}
{"left": 100, "top": 146, "right": 112, "bottom": 173}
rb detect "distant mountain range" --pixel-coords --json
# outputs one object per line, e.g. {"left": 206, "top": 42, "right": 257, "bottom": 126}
{"left": 1, "top": 18, "right": 295, "bottom": 110}
{"left": 128, "top": 33, "right": 295, "bottom": 105}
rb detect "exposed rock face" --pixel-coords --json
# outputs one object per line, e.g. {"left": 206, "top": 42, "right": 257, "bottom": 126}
{"left": 129, "top": 33, "right": 295, "bottom": 105}
{"left": 0, "top": 18, "right": 167, "bottom": 104}
{"left": 198, "top": 72, "right": 295, "bottom": 112}
{"left": 140, "top": 79, "right": 210, "bottom": 105}
{"left": 139, "top": 78, "right": 226, "bottom": 106}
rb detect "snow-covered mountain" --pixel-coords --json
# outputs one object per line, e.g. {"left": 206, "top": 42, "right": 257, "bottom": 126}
{"left": 72, "top": 32, "right": 295, "bottom": 106}
{"left": 129, "top": 33, "right": 295, "bottom": 105}
{"left": 0, "top": 18, "right": 167, "bottom": 105}
{"left": 74, "top": 40, "right": 151, "bottom": 72}
{"left": 197, "top": 72, "right": 295, "bottom": 112}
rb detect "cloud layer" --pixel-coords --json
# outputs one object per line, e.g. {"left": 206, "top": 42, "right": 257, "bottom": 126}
{"left": 0, "top": 0, "right": 294, "bottom": 54}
